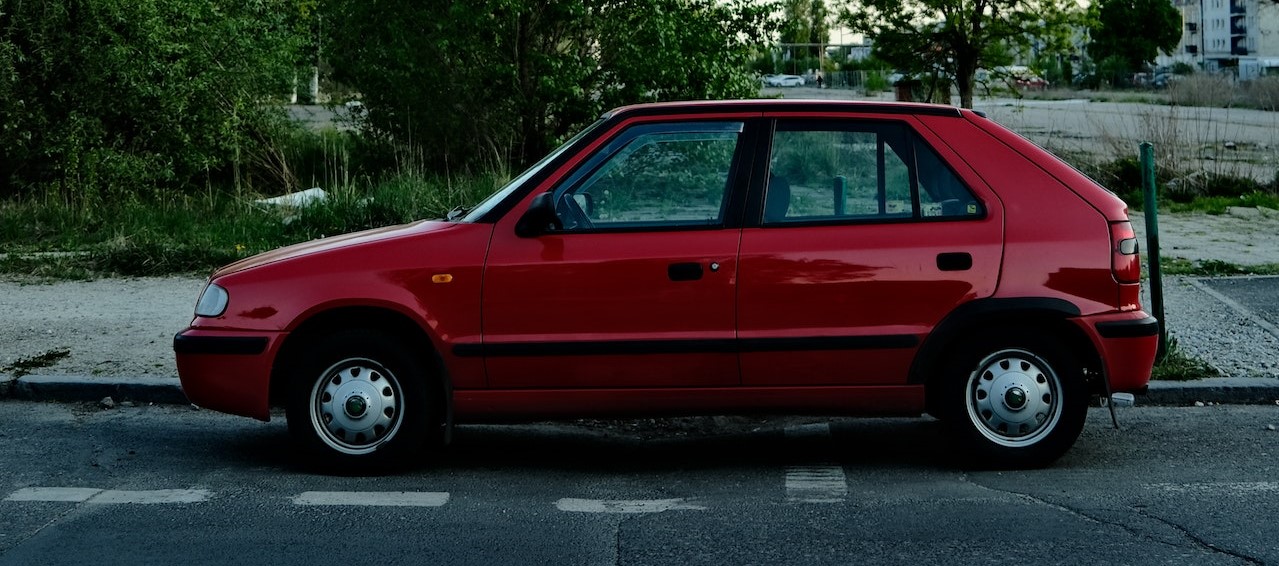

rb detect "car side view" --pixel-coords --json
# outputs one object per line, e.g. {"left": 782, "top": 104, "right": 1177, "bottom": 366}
{"left": 174, "top": 100, "right": 1159, "bottom": 471}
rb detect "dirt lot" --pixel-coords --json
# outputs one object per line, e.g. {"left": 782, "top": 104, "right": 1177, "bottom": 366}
{"left": 5, "top": 94, "right": 1279, "bottom": 381}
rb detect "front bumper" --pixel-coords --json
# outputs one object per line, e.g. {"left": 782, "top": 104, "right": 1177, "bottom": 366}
{"left": 174, "top": 329, "right": 284, "bottom": 422}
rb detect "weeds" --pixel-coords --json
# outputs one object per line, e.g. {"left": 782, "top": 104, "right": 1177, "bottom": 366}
{"left": 1160, "top": 258, "right": 1279, "bottom": 276}
{"left": 3, "top": 348, "right": 71, "bottom": 377}
{"left": 1150, "top": 335, "right": 1220, "bottom": 381}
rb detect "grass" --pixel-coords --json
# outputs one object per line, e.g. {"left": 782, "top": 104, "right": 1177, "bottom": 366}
{"left": 3, "top": 348, "right": 71, "bottom": 377}
{"left": 1160, "top": 257, "right": 1279, "bottom": 277}
{"left": 1150, "top": 336, "right": 1220, "bottom": 381}
{"left": 0, "top": 172, "right": 502, "bottom": 279}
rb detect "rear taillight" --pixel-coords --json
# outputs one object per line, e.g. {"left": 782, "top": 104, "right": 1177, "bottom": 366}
{"left": 1111, "top": 221, "right": 1141, "bottom": 284}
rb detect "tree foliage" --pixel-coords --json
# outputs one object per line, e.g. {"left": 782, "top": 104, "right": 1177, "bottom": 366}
{"left": 1086, "top": 0, "right": 1181, "bottom": 73}
{"left": 324, "top": 0, "right": 771, "bottom": 171}
{"left": 0, "top": 0, "right": 305, "bottom": 201}
{"left": 841, "top": 0, "right": 1080, "bottom": 108}
{"left": 780, "top": 0, "right": 831, "bottom": 55}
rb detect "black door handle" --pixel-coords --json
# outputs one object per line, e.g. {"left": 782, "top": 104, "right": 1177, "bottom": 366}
{"left": 668, "top": 262, "right": 703, "bottom": 281}
{"left": 936, "top": 252, "right": 972, "bottom": 272}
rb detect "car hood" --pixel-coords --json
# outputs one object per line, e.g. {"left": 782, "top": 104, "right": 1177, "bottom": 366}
{"left": 212, "top": 220, "right": 450, "bottom": 278}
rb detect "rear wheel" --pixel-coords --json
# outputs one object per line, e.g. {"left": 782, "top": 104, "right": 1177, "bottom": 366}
{"left": 285, "top": 329, "right": 430, "bottom": 472}
{"left": 942, "top": 333, "right": 1087, "bottom": 469}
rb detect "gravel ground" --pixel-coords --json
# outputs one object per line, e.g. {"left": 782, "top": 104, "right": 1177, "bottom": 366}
{"left": 2, "top": 209, "right": 1278, "bottom": 381}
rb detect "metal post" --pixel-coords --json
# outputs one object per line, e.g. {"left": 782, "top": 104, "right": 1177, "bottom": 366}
{"left": 1140, "top": 142, "right": 1168, "bottom": 362}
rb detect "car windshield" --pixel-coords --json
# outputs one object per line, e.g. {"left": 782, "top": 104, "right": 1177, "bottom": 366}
{"left": 459, "top": 119, "right": 605, "bottom": 223}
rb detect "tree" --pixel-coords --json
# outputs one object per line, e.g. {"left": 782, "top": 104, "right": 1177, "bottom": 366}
{"left": 0, "top": 0, "right": 305, "bottom": 201}
{"left": 1087, "top": 0, "right": 1181, "bottom": 73}
{"left": 325, "top": 0, "right": 771, "bottom": 171}
{"left": 780, "top": 0, "right": 831, "bottom": 55}
{"left": 841, "top": 0, "right": 1081, "bottom": 108}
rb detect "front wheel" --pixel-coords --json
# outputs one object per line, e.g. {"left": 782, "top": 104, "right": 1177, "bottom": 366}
{"left": 285, "top": 329, "right": 430, "bottom": 472}
{"left": 942, "top": 333, "right": 1087, "bottom": 469}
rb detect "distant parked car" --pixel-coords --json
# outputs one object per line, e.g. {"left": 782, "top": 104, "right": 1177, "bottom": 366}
{"left": 765, "top": 74, "right": 805, "bottom": 87}
{"left": 176, "top": 99, "right": 1158, "bottom": 473}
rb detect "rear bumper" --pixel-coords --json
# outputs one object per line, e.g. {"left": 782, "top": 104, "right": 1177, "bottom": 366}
{"left": 174, "top": 329, "right": 283, "bottom": 422}
{"left": 1076, "top": 312, "right": 1159, "bottom": 393}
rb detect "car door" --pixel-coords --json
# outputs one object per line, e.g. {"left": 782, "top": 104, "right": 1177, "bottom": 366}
{"left": 737, "top": 116, "right": 1004, "bottom": 386}
{"left": 481, "top": 119, "right": 753, "bottom": 389}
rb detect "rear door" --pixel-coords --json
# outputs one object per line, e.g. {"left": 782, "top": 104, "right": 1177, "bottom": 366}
{"left": 737, "top": 115, "right": 1004, "bottom": 386}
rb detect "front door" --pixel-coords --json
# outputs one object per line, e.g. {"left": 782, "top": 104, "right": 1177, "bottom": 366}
{"left": 482, "top": 120, "right": 751, "bottom": 388}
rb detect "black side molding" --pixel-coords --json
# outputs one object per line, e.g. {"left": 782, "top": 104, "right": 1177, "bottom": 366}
{"left": 452, "top": 335, "right": 919, "bottom": 358}
{"left": 1095, "top": 316, "right": 1160, "bottom": 339}
{"left": 173, "top": 333, "right": 268, "bottom": 356}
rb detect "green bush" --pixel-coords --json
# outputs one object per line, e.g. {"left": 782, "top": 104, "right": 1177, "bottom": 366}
{"left": 0, "top": 0, "right": 305, "bottom": 202}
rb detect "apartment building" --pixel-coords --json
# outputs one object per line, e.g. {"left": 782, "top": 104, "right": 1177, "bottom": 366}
{"left": 1164, "top": 0, "right": 1279, "bottom": 78}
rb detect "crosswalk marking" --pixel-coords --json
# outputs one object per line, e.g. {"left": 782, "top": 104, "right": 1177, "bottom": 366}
{"left": 5, "top": 487, "right": 103, "bottom": 503}
{"left": 785, "top": 466, "right": 848, "bottom": 503}
{"left": 4, "top": 488, "right": 210, "bottom": 504}
{"left": 555, "top": 498, "right": 706, "bottom": 514}
{"left": 292, "top": 491, "right": 450, "bottom": 507}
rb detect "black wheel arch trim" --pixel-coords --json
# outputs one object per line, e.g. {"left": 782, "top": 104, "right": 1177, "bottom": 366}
{"left": 173, "top": 333, "right": 268, "bottom": 356}
{"left": 909, "top": 297, "right": 1084, "bottom": 385}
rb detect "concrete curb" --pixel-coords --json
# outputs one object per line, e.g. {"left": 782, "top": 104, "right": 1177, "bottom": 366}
{"left": 2, "top": 374, "right": 1276, "bottom": 408}
{"left": 1141, "top": 377, "right": 1279, "bottom": 406}
{"left": 7, "top": 375, "right": 189, "bottom": 405}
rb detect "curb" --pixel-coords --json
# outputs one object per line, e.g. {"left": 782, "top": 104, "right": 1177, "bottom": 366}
{"left": 1141, "top": 377, "right": 1279, "bottom": 406}
{"left": 2, "top": 375, "right": 1277, "bottom": 408}
{"left": 5, "top": 375, "right": 189, "bottom": 405}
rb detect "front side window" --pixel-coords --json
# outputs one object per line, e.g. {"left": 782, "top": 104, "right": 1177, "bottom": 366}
{"left": 764, "top": 120, "right": 982, "bottom": 224}
{"left": 554, "top": 122, "right": 743, "bottom": 231}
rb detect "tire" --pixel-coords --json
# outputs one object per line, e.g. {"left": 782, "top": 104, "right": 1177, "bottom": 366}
{"left": 285, "top": 329, "right": 431, "bottom": 472}
{"left": 940, "top": 332, "right": 1087, "bottom": 469}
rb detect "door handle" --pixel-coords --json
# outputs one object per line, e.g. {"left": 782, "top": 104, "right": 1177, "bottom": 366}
{"left": 668, "top": 262, "right": 704, "bottom": 281}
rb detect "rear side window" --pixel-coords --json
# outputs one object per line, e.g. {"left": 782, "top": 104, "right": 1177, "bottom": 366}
{"left": 764, "top": 120, "right": 983, "bottom": 224}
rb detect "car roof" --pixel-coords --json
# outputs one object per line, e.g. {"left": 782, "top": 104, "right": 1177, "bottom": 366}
{"left": 603, "top": 99, "right": 965, "bottom": 120}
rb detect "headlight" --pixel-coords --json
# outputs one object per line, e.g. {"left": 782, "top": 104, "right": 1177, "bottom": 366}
{"left": 194, "top": 283, "right": 229, "bottom": 318}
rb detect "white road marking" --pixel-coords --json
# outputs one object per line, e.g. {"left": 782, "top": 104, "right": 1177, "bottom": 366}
{"left": 4, "top": 488, "right": 210, "bottom": 504}
{"left": 785, "top": 465, "right": 848, "bottom": 503}
{"left": 292, "top": 491, "right": 450, "bottom": 507}
{"left": 555, "top": 498, "right": 706, "bottom": 514}
{"left": 5, "top": 487, "right": 103, "bottom": 502}
{"left": 91, "top": 489, "right": 211, "bottom": 504}
{"left": 1147, "top": 482, "right": 1279, "bottom": 494}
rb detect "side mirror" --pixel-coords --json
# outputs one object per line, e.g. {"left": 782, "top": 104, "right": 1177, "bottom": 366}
{"left": 515, "top": 191, "right": 563, "bottom": 238}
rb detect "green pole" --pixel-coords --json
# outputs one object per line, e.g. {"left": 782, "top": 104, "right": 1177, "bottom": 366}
{"left": 1140, "top": 142, "right": 1167, "bottom": 362}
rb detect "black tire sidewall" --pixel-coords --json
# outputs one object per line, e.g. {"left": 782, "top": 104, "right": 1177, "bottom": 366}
{"left": 285, "top": 329, "right": 431, "bottom": 472}
{"left": 942, "top": 332, "right": 1088, "bottom": 469}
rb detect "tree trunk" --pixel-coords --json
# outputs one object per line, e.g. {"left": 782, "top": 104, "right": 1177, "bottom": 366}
{"left": 956, "top": 56, "right": 977, "bottom": 109}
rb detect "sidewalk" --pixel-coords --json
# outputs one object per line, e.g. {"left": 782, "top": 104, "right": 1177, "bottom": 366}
{"left": 3, "top": 210, "right": 1279, "bottom": 408}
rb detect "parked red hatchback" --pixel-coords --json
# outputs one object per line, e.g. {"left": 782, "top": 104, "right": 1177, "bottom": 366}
{"left": 175, "top": 100, "right": 1157, "bottom": 470}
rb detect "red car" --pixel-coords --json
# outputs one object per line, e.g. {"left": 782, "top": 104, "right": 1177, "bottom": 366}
{"left": 174, "top": 100, "right": 1157, "bottom": 471}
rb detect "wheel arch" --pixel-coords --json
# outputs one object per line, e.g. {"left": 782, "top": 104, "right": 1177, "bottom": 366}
{"left": 915, "top": 298, "right": 1104, "bottom": 414}
{"left": 270, "top": 306, "right": 452, "bottom": 442}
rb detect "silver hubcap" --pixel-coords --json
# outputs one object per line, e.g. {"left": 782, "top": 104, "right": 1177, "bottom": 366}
{"left": 309, "top": 358, "right": 402, "bottom": 455}
{"left": 965, "top": 349, "right": 1062, "bottom": 448}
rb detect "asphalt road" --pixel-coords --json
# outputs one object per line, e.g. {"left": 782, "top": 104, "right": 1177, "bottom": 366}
{"left": 2, "top": 402, "right": 1276, "bottom": 565}
{"left": 1202, "top": 276, "right": 1279, "bottom": 329}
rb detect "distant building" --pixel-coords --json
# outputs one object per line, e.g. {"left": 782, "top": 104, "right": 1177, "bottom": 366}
{"left": 1163, "top": 0, "right": 1279, "bottom": 78}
